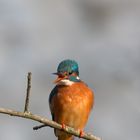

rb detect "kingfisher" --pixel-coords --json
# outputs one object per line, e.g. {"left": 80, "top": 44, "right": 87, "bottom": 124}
{"left": 49, "top": 59, "right": 94, "bottom": 140}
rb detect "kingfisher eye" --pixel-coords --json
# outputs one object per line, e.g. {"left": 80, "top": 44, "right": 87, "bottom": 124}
{"left": 63, "top": 72, "right": 72, "bottom": 76}
{"left": 69, "top": 72, "right": 73, "bottom": 75}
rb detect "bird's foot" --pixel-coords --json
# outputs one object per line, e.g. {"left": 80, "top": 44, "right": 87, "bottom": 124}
{"left": 61, "top": 123, "right": 66, "bottom": 130}
{"left": 79, "top": 129, "right": 84, "bottom": 138}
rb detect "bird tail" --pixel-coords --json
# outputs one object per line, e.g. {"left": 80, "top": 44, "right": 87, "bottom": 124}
{"left": 58, "top": 136, "right": 73, "bottom": 140}
{"left": 55, "top": 129, "right": 74, "bottom": 140}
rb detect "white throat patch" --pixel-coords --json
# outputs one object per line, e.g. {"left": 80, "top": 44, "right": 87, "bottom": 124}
{"left": 57, "top": 79, "right": 74, "bottom": 86}
{"left": 76, "top": 76, "right": 80, "bottom": 80}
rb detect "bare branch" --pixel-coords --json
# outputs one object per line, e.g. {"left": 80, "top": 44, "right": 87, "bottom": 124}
{"left": 33, "top": 124, "right": 47, "bottom": 130}
{"left": 24, "top": 72, "right": 32, "bottom": 113}
{"left": 0, "top": 107, "right": 101, "bottom": 140}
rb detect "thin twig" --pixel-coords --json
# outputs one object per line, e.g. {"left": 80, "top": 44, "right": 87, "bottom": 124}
{"left": 24, "top": 72, "right": 32, "bottom": 112}
{"left": 0, "top": 107, "right": 101, "bottom": 140}
{"left": 33, "top": 124, "right": 47, "bottom": 130}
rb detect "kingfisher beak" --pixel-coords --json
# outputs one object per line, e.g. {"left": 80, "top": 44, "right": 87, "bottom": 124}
{"left": 53, "top": 76, "right": 64, "bottom": 84}
{"left": 53, "top": 72, "right": 63, "bottom": 84}
{"left": 52, "top": 72, "right": 58, "bottom": 75}
{"left": 53, "top": 72, "right": 68, "bottom": 84}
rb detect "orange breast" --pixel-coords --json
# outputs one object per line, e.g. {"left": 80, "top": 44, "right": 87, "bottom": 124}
{"left": 50, "top": 82, "right": 94, "bottom": 130}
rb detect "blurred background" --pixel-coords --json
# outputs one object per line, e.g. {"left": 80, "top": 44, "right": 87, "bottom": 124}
{"left": 0, "top": 0, "right": 140, "bottom": 140}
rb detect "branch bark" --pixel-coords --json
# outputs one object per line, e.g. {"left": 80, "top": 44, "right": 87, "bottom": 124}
{"left": 0, "top": 107, "right": 101, "bottom": 140}
{"left": 24, "top": 72, "right": 32, "bottom": 112}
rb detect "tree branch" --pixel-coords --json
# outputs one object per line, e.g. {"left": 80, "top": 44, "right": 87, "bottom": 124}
{"left": 33, "top": 124, "right": 47, "bottom": 130}
{"left": 24, "top": 72, "right": 32, "bottom": 112}
{"left": 0, "top": 72, "right": 101, "bottom": 140}
{"left": 0, "top": 107, "right": 101, "bottom": 140}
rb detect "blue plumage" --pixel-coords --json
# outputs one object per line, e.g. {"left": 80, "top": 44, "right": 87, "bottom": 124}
{"left": 57, "top": 59, "right": 79, "bottom": 76}
{"left": 69, "top": 75, "right": 80, "bottom": 82}
{"left": 49, "top": 86, "right": 58, "bottom": 105}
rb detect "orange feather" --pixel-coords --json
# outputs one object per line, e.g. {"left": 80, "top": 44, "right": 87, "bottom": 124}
{"left": 50, "top": 81, "right": 94, "bottom": 140}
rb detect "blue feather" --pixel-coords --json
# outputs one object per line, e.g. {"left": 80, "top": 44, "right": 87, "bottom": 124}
{"left": 57, "top": 59, "right": 79, "bottom": 75}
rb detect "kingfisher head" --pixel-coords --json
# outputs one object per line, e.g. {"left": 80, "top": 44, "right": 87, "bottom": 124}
{"left": 53, "top": 59, "right": 80, "bottom": 85}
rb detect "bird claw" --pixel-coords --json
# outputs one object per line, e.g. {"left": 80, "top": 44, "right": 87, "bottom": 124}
{"left": 79, "top": 130, "right": 84, "bottom": 138}
{"left": 61, "top": 123, "right": 66, "bottom": 130}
